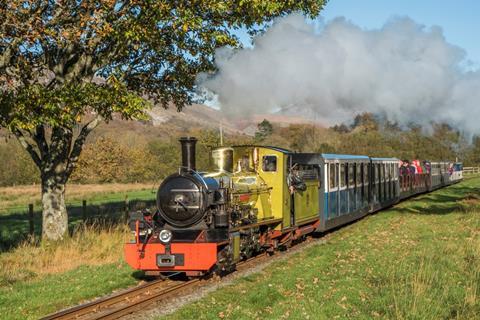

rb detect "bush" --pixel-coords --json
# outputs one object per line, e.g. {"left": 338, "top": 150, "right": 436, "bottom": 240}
{"left": 0, "top": 140, "right": 40, "bottom": 186}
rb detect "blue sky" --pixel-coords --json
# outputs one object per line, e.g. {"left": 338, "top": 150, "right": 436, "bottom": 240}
{"left": 236, "top": 1, "right": 479, "bottom": 69}
{"left": 321, "top": 0, "right": 480, "bottom": 68}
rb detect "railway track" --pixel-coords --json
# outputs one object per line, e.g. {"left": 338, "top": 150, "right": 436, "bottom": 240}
{"left": 40, "top": 253, "right": 273, "bottom": 320}
{"left": 40, "top": 277, "right": 199, "bottom": 320}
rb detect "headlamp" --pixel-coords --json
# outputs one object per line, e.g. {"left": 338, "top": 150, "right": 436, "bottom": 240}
{"left": 159, "top": 229, "right": 173, "bottom": 244}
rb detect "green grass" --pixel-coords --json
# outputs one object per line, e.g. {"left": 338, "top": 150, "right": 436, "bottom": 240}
{"left": 0, "top": 262, "right": 137, "bottom": 320}
{"left": 0, "top": 184, "right": 156, "bottom": 216}
{"left": 164, "top": 177, "right": 480, "bottom": 320}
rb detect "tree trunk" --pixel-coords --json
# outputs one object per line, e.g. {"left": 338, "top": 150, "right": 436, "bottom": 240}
{"left": 13, "top": 119, "right": 102, "bottom": 241}
{"left": 41, "top": 176, "right": 68, "bottom": 241}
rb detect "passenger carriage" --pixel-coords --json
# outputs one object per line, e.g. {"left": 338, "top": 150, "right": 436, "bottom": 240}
{"left": 430, "top": 162, "right": 444, "bottom": 189}
{"left": 440, "top": 162, "right": 452, "bottom": 186}
{"left": 451, "top": 163, "right": 463, "bottom": 183}
{"left": 370, "top": 158, "right": 400, "bottom": 208}
{"left": 316, "top": 154, "right": 371, "bottom": 230}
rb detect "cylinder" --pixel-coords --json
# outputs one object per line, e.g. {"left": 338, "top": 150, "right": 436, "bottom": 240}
{"left": 214, "top": 207, "right": 229, "bottom": 227}
{"left": 179, "top": 137, "right": 197, "bottom": 171}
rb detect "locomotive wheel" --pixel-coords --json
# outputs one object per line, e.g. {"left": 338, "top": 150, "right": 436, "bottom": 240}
{"left": 278, "top": 239, "right": 292, "bottom": 251}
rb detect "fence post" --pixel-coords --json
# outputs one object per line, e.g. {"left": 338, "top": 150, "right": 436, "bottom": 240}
{"left": 82, "top": 200, "right": 87, "bottom": 223}
{"left": 124, "top": 195, "right": 129, "bottom": 222}
{"left": 28, "top": 204, "right": 34, "bottom": 237}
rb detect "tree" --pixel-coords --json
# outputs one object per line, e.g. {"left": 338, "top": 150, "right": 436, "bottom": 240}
{"left": 465, "top": 135, "right": 480, "bottom": 166}
{"left": 331, "top": 123, "right": 350, "bottom": 133}
{"left": 351, "top": 113, "right": 379, "bottom": 132}
{"left": 255, "top": 119, "right": 273, "bottom": 142}
{"left": 0, "top": 1, "right": 326, "bottom": 240}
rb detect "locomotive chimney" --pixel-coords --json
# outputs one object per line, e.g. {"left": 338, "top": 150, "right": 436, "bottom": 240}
{"left": 179, "top": 137, "right": 197, "bottom": 171}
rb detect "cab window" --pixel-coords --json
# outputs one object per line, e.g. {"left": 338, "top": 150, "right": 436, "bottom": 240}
{"left": 262, "top": 156, "right": 277, "bottom": 172}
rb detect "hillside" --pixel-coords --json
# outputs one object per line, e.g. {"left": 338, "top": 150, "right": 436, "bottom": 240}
{"left": 145, "top": 103, "right": 322, "bottom": 135}
{"left": 0, "top": 104, "right": 323, "bottom": 141}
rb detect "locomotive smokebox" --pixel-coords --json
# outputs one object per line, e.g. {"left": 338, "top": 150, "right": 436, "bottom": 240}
{"left": 179, "top": 137, "right": 197, "bottom": 171}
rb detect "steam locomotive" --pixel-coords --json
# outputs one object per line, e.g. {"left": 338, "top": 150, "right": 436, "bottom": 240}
{"left": 124, "top": 137, "right": 463, "bottom": 277}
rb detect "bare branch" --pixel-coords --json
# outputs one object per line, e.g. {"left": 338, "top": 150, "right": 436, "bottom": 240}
{"left": 65, "top": 115, "right": 102, "bottom": 176}
{"left": 13, "top": 129, "right": 42, "bottom": 167}
{"left": 32, "top": 125, "right": 49, "bottom": 158}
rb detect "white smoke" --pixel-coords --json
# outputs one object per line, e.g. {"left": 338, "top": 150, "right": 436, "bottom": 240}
{"left": 198, "top": 14, "right": 480, "bottom": 134}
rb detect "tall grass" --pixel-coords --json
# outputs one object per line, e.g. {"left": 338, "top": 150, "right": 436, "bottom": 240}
{"left": 0, "top": 222, "right": 129, "bottom": 287}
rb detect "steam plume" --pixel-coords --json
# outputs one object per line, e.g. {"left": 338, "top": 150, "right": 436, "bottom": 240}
{"left": 198, "top": 14, "right": 480, "bottom": 134}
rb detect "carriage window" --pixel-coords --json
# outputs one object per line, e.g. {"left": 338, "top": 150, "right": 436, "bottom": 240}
{"left": 349, "top": 163, "right": 355, "bottom": 187}
{"left": 335, "top": 163, "right": 339, "bottom": 187}
{"left": 340, "top": 163, "right": 346, "bottom": 188}
{"left": 357, "top": 163, "right": 362, "bottom": 186}
{"left": 364, "top": 163, "right": 368, "bottom": 184}
{"left": 262, "top": 156, "right": 277, "bottom": 172}
{"left": 329, "top": 163, "right": 335, "bottom": 188}
{"left": 359, "top": 164, "right": 364, "bottom": 185}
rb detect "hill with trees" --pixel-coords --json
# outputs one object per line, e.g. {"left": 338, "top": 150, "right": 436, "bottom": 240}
{"left": 1, "top": 111, "right": 478, "bottom": 188}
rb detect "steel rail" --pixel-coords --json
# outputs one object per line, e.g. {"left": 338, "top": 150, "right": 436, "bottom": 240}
{"left": 86, "top": 279, "right": 200, "bottom": 320}
{"left": 40, "top": 253, "right": 271, "bottom": 320}
{"left": 40, "top": 278, "right": 185, "bottom": 320}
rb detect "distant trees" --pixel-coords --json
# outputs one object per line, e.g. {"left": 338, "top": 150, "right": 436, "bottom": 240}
{"left": 465, "top": 136, "right": 480, "bottom": 165}
{"left": 0, "top": 141, "right": 40, "bottom": 186}
{"left": 255, "top": 119, "right": 274, "bottom": 142}
{"left": 351, "top": 113, "right": 379, "bottom": 131}
{"left": 70, "top": 137, "right": 158, "bottom": 184}
{"left": 0, "top": 120, "right": 479, "bottom": 189}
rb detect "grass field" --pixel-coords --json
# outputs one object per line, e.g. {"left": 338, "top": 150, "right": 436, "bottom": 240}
{"left": 0, "top": 183, "right": 158, "bottom": 251}
{"left": 0, "top": 183, "right": 157, "bottom": 215}
{"left": 165, "top": 176, "right": 480, "bottom": 319}
{"left": 0, "top": 176, "right": 478, "bottom": 319}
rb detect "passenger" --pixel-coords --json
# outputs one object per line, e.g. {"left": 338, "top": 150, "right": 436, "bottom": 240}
{"left": 401, "top": 160, "right": 410, "bottom": 175}
{"left": 415, "top": 160, "right": 423, "bottom": 174}
{"left": 409, "top": 161, "right": 417, "bottom": 186}
{"left": 287, "top": 164, "right": 307, "bottom": 194}
{"left": 448, "top": 163, "right": 454, "bottom": 175}
{"left": 409, "top": 163, "right": 417, "bottom": 175}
